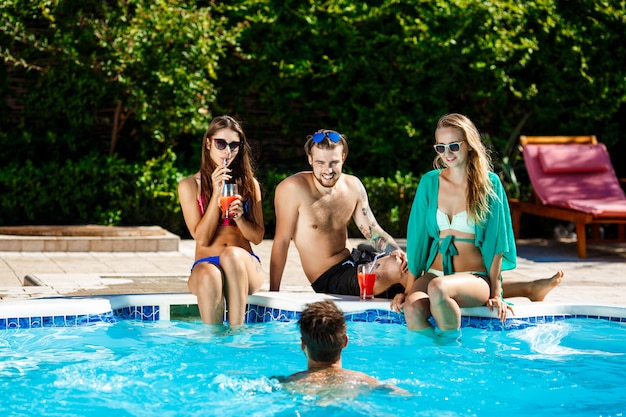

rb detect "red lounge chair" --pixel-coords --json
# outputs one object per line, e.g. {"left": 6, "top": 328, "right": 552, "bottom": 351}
{"left": 509, "top": 135, "right": 626, "bottom": 258}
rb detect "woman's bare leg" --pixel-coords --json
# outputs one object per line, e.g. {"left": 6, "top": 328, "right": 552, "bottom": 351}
{"left": 220, "top": 246, "right": 264, "bottom": 326}
{"left": 404, "top": 291, "right": 433, "bottom": 331}
{"left": 502, "top": 271, "right": 564, "bottom": 301}
{"left": 427, "top": 275, "right": 490, "bottom": 331}
{"left": 404, "top": 273, "right": 436, "bottom": 331}
{"left": 187, "top": 263, "right": 224, "bottom": 325}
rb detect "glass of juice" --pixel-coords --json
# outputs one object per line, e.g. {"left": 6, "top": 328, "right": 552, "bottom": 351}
{"left": 357, "top": 262, "right": 376, "bottom": 300}
{"left": 220, "top": 183, "right": 238, "bottom": 222}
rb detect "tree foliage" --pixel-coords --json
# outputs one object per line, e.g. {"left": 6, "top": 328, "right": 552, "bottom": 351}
{"left": 1, "top": 0, "right": 240, "bottom": 159}
{"left": 1, "top": 0, "right": 625, "bottom": 237}
{"left": 219, "top": 0, "right": 626, "bottom": 178}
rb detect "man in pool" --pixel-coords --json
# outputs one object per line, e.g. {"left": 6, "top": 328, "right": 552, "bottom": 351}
{"left": 269, "top": 129, "right": 564, "bottom": 304}
{"left": 279, "top": 299, "right": 406, "bottom": 395}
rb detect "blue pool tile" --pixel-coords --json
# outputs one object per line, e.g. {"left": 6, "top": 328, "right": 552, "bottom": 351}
{"left": 253, "top": 308, "right": 265, "bottom": 322}
{"left": 245, "top": 306, "right": 256, "bottom": 323}
{"left": 76, "top": 315, "right": 90, "bottom": 326}
{"left": 145, "top": 306, "right": 159, "bottom": 321}
{"left": 114, "top": 305, "right": 160, "bottom": 321}
{"left": 249, "top": 305, "right": 263, "bottom": 323}
{"left": 262, "top": 307, "right": 291, "bottom": 322}
{"left": 141, "top": 306, "right": 152, "bottom": 320}
{"left": 344, "top": 309, "right": 406, "bottom": 325}
{"left": 346, "top": 311, "right": 367, "bottom": 322}
{"left": 270, "top": 308, "right": 281, "bottom": 321}
{"left": 30, "top": 317, "right": 43, "bottom": 328}
{"left": 284, "top": 310, "right": 299, "bottom": 321}
{"left": 3, "top": 300, "right": 626, "bottom": 330}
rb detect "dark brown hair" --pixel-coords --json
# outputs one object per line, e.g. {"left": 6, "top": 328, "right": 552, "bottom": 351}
{"left": 199, "top": 115, "right": 259, "bottom": 224}
{"left": 298, "top": 300, "right": 346, "bottom": 363}
{"left": 303, "top": 129, "right": 349, "bottom": 158}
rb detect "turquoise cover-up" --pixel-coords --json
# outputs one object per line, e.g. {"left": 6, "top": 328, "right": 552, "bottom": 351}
{"left": 406, "top": 170, "right": 517, "bottom": 280}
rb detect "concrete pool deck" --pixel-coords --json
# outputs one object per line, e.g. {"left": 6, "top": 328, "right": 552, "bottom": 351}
{"left": 0, "top": 237, "right": 625, "bottom": 307}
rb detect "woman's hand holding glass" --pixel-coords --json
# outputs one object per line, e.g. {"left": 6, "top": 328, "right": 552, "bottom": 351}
{"left": 210, "top": 162, "right": 241, "bottom": 223}
{"left": 220, "top": 183, "right": 238, "bottom": 220}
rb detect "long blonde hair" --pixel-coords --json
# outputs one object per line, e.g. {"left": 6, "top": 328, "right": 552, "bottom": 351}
{"left": 434, "top": 113, "right": 494, "bottom": 225}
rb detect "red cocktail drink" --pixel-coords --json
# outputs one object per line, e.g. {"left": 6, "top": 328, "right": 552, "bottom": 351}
{"left": 219, "top": 195, "right": 237, "bottom": 219}
{"left": 357, "top": 262, "right": 376, "bottom": 299}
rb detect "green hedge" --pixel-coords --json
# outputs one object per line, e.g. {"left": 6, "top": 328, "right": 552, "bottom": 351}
{"left": 0, "top": 146, "right": 187, "bottom": 236}
{"left": 2, "top": 0, "right": 625, "bottom": 238}
{"left": 0, "top": 139, "right": 418, "bottom": 238}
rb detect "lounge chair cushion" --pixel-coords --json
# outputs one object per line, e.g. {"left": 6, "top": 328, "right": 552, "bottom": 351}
{"left": 563, "top": 199, "right": 626, "bottom": 216}
{"left": 538, "top": 145, "right": 609, "bottom": 174}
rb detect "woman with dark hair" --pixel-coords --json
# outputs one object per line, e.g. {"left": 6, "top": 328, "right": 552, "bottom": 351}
{"left": 178, "top": 115, "right": 264, "bottom": 326}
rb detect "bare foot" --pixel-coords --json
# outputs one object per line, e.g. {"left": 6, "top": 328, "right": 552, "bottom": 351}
{"left": 527, "top": 271, "right": 565, "bottom": 302}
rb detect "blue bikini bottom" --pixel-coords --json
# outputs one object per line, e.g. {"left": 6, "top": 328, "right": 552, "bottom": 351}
{"left": 191, "top": 252, "right": 260, "bottom": 272}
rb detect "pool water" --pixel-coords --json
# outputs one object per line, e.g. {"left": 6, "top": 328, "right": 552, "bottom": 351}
{"left": 1, "top": 319, "right": 625, "bottom": 416}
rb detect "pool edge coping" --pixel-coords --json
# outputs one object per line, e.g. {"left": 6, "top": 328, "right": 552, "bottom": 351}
{"left": 1, "top": 292, "right": 625, "bottom": 331}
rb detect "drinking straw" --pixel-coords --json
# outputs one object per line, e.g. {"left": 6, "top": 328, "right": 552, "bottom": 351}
{"left": 369, "top": 252, "right": 386, "bottom": 272}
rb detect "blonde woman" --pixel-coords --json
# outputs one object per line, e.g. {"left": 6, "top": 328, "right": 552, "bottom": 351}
{"left": 395, "top": 114, "right": 561, "bottom": 334}
{"left": 178, "top": 115, "right": 264, "bottom": 326}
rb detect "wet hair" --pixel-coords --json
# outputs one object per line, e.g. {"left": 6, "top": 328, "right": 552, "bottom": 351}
{"left": 434, "top": 113, "right": 495, "bottom": 225}
{"left": 298, "top": 300, "right": 346, "bottom": 363}
{"left": 303, "top": 129, "right": 349, "bottom": 158}
{"left": 199, "top": 115, "right": 259, "bottom": 224}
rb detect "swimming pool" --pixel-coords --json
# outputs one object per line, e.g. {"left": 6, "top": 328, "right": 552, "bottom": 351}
{"left": 1, "top": 293, "right": 626, "bottom": 416}
{"left": 2, "top": 316, "right": 625, "bottom": 416}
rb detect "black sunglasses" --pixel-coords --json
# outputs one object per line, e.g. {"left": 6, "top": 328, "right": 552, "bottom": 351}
{"left": 433, "top": 141, "right": 464, "bottom": 154}
{"left": 211, "top": 138, "right": 241, "bottom": 151}
{"left": 312, "top": 131, "right": 341, "bottom": 143}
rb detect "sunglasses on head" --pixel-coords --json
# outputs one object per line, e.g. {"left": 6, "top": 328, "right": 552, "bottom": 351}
{"left": 211, "top": 138, "right": 241, "bottom": 151}
{"left": 433, "top": 141, "right": 464, "bottom": 154}
{"left": 312, "top": 131, "right": 342, "bottom": 143}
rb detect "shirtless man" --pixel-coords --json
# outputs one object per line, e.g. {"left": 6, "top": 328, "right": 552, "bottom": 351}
{"left": 270, "top": 129, "right": 563, "bottom": 302}
{"left": 270, "top": 129, "right": 407, "bottom": 298}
